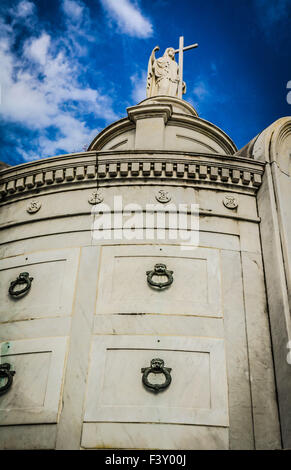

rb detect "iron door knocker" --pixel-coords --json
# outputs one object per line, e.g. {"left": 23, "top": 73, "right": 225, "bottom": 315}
{"left": 0, "top": 363, "right": 15, "bottom": 396}
{"left": 146, "top": 263, "right": 173, "bottom": 289}
{"left": 141, "top": 358, "right": 172, "bottom": 393}
{"left": 9, "top": 272, "right": 33, "bottom": 297}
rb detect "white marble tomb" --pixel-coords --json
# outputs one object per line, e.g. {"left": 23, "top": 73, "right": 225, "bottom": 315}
{"left": 0, "top": 92, "right": 290, "bottom": 450}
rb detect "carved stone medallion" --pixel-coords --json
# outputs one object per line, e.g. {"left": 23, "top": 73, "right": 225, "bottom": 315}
{"left": 27, "top": 200, "right": 41, "bottom": 214}
{"left": 155, "top": 189, "right": 171, "bottom": 204}
{"left": 88, "top": 190, "right": 104, "bottom": 205}
{"left": 223, "top": 194, "right": 238, "bottom": 209}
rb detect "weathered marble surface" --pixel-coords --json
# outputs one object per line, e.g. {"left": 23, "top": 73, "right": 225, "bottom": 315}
{"left": 0, "top": 424, "right": 57, "bottom": 450}
{"left": 56, "top": 247, "right": 101, "bottom": 450}
{"left": 0, "top": 248, "right": 79, "bottom": 322}
{"left": 0, "top": 337, "right": 67, "bottom": 429}
{"left": 96, "top": 245, "right": 222, "bottom": 317}
{"left": 241, "top": 117, "right": 291, "bottom": 448}
{"left": 84, "top": 336, "right": 228, "bottom": 427}
{"left": 81, "top": 423, "right": 229, "bottom": 450}
{"left": 221, "top": 250, "right": 254, "bottom": 449}
{"left": 93, "top": 314, "right": 224, "bottom": 337}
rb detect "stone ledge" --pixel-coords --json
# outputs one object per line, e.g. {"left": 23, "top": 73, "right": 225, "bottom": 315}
{"left": 138, "top": 96, "right": 198, "bottom": 117}
{"left": 127, "top": 103, "right": 173, "bottom": 124}
{"left": 0, "top": 155, "right": 264, "bottom": 204}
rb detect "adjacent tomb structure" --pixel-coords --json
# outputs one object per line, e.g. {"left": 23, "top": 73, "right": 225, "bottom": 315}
{"left": 0, "top": 38, "right": 290, "bottom": 450}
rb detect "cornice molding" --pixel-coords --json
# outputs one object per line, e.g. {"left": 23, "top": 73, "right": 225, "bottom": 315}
{"left": 138, "top": 96, "right": 198, "bottom": 117}
{"left": 127, "top": 103, "right": 173, "bottom": 124}
{"left": 0, "top": 151, "right": 264, "bottom": 204}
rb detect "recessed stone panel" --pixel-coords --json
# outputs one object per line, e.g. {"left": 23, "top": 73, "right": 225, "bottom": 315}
{"left": 0, "top": 248, "right": 79, "bottom": 322}
{"left": 84, "top": 335, "right": 229, "bottom": 427}
{"left": 96, "top": 245, "right": 222, "bottom": 317}
{"left": 0, "top": 337, "right": 67, "bottom": 428}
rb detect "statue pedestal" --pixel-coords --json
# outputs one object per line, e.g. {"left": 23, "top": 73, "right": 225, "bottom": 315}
{"left": 140, "top": 95, "right": 198, "bottom": 117}
{"left": 127, "top": 102, "right": 172, "bottom": 150}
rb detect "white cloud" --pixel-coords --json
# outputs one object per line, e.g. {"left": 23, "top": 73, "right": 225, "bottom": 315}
{"left": 100, "top": 0, "right": 153, "bottom": 38}
{"left": 36, "top": 116, "right": 97, "bottom": 158}
{"left": 130, "top": 71, "right": 147, "bottom": 103}
{"left": 190, "top": 74, "right": 230, "bottom": 112}
{"left": 60, "top": 0, "right": 95, "bottom": 56}
{"left": 193, "top": 80, "right": 210, "bottom": 101}
{"left": 9, "top": 0, "right": 37, "bottom": 29}
{"left": 0, "top": 37, "right": 13, "bottom": 89}
{"left": 62, "top": 0, "right": 84, "bottom": 22}
{"left": 13, "top": 0, "right": 35, "bottom": 18}
{"left": 24, "top": 33, "right": 51, "bottom": 65}
{"left": 0, "top": 1, "right": 118, "bottom": 160}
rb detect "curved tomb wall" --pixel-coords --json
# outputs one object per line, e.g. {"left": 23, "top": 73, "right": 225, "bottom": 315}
{"left": 0, "top": 142, "right": 281, "bottom": 449}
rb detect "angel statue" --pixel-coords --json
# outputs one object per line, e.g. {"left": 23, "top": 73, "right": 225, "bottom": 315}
{"left": 146, "top": 46, "right": 186, "bottom": 98}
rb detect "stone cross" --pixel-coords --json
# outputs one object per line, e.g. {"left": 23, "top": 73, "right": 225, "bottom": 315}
{"left": 174, "top": 36, "right": 198, "bottom": 99}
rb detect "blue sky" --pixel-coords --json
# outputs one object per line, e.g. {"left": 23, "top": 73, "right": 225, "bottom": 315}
{"left": 0, "top": 0, "right": 290, "bottom": 166}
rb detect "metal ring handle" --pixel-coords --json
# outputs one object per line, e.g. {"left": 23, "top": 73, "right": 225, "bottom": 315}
{"left": 146, "top": 263, "right": 173, "bottom": 289}
{"left": 141, "top": 358, "right": 172, "bottom": 393}
{"left": 0, "top": 363, "right": 15, "bottom": 396}
{"left": 9, "top": 272, "right": 33, "bottom": 297}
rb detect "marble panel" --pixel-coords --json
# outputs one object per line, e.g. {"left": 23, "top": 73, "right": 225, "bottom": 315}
{"left": 0, "top": 248, "right": 80, "bottom": 322}
{"left": 96, "top": 245, "right": 222, "bottom": 317}
{"left": 84, "top": 335, "right": 229, "bottom": 427}
{"left": 0, "top": 337, "right": 67, "bottom": 426}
